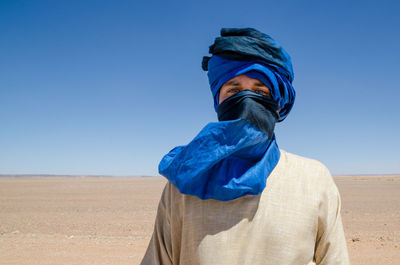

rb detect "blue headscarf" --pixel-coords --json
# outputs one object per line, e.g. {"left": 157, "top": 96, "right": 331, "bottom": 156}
{"left": 159, "top": 28, "right": 296, "bottom": 201}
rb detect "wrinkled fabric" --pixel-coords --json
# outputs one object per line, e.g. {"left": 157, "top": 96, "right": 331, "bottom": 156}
{"left": 158, "top": 119, "right": 280, "bottom": 201}
{"left": 202, "top": 27, "right": 293, "bottom": 82}
{"left": 206, "top": 55, "right": 295, "bottom": 122}
{"left": 217, "top": 90, "right": 279, "bottom": 138}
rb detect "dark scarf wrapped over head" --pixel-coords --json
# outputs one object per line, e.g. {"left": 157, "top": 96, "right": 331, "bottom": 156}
{"left": 158, "top": 28, "right": 295, "bottom": 201}
{"left": 202, "top": 27, "right": 295, "bottom": 122}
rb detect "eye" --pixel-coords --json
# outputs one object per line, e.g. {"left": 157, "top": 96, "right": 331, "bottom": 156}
{"left": 254, "top": 89, "right": 271, "bottom": 96}
{"left": 228, "top": 88, "right": 241, "bottom": 94}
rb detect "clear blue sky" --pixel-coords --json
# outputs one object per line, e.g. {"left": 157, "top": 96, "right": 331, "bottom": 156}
{"left": 1, "top": 0, "right": 399, "bottom": 176}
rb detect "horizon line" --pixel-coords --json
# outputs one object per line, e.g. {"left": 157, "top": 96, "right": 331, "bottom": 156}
{"left": 1, "top": 173, "right": 400, "bottom": 178}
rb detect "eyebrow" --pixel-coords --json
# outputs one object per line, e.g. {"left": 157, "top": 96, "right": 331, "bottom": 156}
{"left": 224, "top": 79, "right": 269, "bottom": 89}
{"left": 224, "top": 80, "right": 240, "bottom": 86}
{"left": 254, "top": 81, "right": 266, "bottom": 86}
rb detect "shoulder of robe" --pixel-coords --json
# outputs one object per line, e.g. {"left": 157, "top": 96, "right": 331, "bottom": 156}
{"left": 278, "top": 149, "right": 337, "bottom": 190}
{"left": 162, "top": 181, "right": 181, "bottom": 199}
{"left": 164, "top": 181, "right": 190, "bottom": 204}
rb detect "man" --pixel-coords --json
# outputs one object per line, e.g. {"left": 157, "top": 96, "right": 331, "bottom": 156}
{"left": 141, "top": 28, "right": 350, "bottom": 265}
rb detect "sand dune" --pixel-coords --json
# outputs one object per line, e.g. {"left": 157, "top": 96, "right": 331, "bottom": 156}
{"left": 0, "top": 176, "right": 399, "bottom": 264}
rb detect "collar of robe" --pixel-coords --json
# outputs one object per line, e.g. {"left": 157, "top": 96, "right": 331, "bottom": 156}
{"left": 158, "top": 119, "right": 280, "bottom": 201}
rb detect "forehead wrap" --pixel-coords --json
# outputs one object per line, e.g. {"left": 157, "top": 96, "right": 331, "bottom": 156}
{"left": 202, "top": 28, "right": 296, "bottom": 122}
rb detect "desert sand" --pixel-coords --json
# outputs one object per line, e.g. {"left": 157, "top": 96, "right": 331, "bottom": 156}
{"left": 0, "top": 175, "right": 399, "bottom": 265}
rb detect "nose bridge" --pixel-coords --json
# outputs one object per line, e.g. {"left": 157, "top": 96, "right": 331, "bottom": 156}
{"left": 241, "top": 78, "right": 254, "bottom": 91}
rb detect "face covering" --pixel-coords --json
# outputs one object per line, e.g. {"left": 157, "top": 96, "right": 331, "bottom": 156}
{"left": 217, "top": 90, "right": 280, "bottom": 138}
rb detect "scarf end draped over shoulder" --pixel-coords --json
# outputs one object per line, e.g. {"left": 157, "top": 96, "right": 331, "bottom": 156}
{"left": 159, "top": 120, "right": 281, "bottom": 201}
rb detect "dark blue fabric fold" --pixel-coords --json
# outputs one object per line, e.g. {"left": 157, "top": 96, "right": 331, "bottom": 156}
{"left": 202, "top": 27, "right": 294, "bottom": 82}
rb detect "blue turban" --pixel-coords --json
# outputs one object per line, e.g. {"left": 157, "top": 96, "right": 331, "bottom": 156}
{"left": 158, "top": 28, "right": 292, "bottom": 201}
{"left": 202, "top": 28, "right": 296, "bottom": 122}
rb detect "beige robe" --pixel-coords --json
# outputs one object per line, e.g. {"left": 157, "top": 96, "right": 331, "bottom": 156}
{"left": 141, "top": 150, "right": 350, "bottom": 265}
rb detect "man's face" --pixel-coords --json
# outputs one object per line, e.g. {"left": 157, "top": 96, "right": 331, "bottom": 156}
{"left": 219, "top": 74, "right": 271, "bottom": 104}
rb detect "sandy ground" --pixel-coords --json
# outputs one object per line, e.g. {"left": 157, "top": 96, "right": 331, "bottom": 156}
{"left": 0, "top": 176, "right": 399, "bottom": 265}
